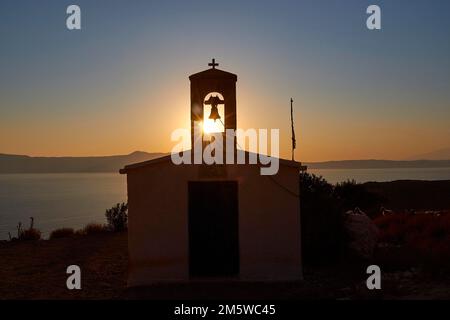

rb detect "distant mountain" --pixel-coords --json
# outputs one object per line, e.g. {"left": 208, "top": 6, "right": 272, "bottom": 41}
{"left": 0, "top": 151, "right": 166, "bottom": 173}
{"left": 406, "top": 147, "right": 450, "bottom": 160}
{"left": 304, "top": 159, "right": 450, "bottom": 169}
{"left": 2, "top": 152, "right": 450, "bottom": 173}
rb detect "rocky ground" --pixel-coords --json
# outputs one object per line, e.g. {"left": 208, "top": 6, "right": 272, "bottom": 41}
{"left": 0, "top": 233, "right": 448, "bottom": 300}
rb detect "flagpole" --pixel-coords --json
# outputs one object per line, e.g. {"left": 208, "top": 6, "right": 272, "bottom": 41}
{"left": 290, "top": 98, "right": 296, "bottom": 161}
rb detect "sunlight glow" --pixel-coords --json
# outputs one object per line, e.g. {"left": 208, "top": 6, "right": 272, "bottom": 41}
{"left": 203, "top": 119, "right": 223, "bottom": 134}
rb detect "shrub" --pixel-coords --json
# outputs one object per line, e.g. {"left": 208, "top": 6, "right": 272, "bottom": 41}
{"left": 374, "top": 213, "right": 408, "bottom": 244}
{"left": 74, "top": 229, "right": 85, "bottom": 236}
{"left": 11, "top": 218, "right": 42, "bottom": 241}
{"left": 300, "top": 172, "right": 344, "bottom": 265}
{"left": 334, "top": 180, "right": 382, "bottom": 217}
{"left": 49, "top": 228, "right": 75, "bottom": 239}
{"left": 374, "top": 213, "right": 450, "bottom": 259}
{"left": 82, "top": 223, "right": 109, "bottom": 235}
{"left": 19, "top": 228, "right": 41, "bottom": 241}
{"left": 300, "top": 173, "right": 383, "bottom": 265}
{"left": 105, "top": 202, "right": 128, "bottom": 232}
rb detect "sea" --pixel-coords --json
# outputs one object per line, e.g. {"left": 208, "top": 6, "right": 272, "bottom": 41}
{"left": 1, "top": 168, "right": 450, "bottom": 240}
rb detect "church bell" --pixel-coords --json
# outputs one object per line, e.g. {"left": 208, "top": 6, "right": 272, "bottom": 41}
{"left": 204, "top": 95, "right": 224, "bottom": 122}
{"left": 208, "top": 105, "right": 221, "bottom": 122}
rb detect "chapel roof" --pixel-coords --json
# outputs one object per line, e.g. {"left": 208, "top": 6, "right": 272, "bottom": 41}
{"left": 189, "top": 68, "right": 238, "bottom": 81}
{"left": 119, "top": 150, "right": 305, "bottom": 174}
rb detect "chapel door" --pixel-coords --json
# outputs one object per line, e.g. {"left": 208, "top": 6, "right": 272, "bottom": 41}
{"left": 188, "top": 181, "right": 239, "bottom": 277}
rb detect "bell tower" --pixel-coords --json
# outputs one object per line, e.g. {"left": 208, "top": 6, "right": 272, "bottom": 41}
{"left": 189, "top": 59, "right": 238, "bottom": 158}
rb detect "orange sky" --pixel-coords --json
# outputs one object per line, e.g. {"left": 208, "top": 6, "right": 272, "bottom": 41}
{"left": 1, "top": 75, "right": 449, "bottom": 162}
{"left": 1, "top": 2, "right": 449, "bottom": 162}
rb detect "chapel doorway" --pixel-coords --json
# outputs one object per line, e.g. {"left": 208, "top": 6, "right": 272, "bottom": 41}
{"left": 188, "top": 181, "right": 239, "bottom": 277}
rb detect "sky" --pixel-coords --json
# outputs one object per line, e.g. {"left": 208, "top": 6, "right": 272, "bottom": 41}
{"left": 1, "top": 0, "right": 449, "bottom": 162}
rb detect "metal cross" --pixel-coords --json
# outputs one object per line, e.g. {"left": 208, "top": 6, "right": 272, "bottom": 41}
{"left": 208, "top": 58, "right": 219, "bottom": 69}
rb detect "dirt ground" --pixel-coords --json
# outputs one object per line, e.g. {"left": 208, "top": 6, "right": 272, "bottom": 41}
{"left": 0, "top": 233, "right": 449, "bottom": 300}
{"left": 0, "top": 233, "right": 128, "bottom": 299}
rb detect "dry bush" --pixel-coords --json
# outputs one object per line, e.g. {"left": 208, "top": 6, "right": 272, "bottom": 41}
{"left": 19, "top": 228, "right": 41, "bottom": 241}
{"left": 11, "top": 218, "right": 41, "bottom": 241}
{"left": 81, "top": 223, "right": 109, "bottom": 235}
{"left": 105, "top": 202, "right": 128, "bottom": 232}
{"left": 74, "top": 229, "right": 85, "bottom": 236}
{"left": 49, "top": 228, "right": 75, "bottom": 239}
{"left": 374, "top": 213, "right": 450, "bottom": 258}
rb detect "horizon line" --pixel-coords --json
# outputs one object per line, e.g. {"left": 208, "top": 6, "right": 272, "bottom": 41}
{"left": 1, "top": 151, "right": 450, "bottom": 163}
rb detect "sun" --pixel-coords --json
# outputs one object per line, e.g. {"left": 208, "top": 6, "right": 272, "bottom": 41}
{"left": 202, "top": 119, "right": 222, "bottom": 134}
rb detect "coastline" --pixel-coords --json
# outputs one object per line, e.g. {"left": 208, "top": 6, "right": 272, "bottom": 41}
{"left": 1, "top": 178, "right": 450, "bottom": 240}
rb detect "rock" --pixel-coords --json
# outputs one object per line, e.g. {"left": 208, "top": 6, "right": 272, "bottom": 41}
{"left": 343, "top": 209, "right": 379, "bottom": 260}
